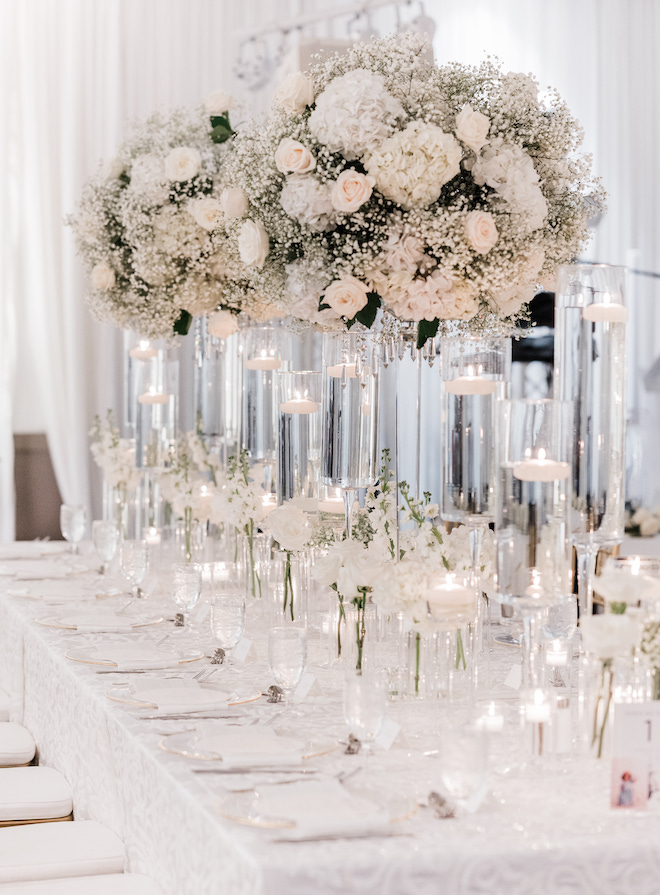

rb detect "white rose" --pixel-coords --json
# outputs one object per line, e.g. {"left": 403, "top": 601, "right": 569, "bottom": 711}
{"left": 464, "top": 210, "right": 498, "bottom": 254}
{"left": 580, "top": 614, "right": 640, "bottom": 661}
{"left": 204, "top": 90, "right": 235, "bottom": 115}
{"left": 220, "top": 187, "right": 248, "bottom": 219}
{"left": 189, "top": 197, "right": 222, "bottom": 231}
{"left": 323, "top": 276, "right": 370, "bottom": 319}
{"left": 207, "top": 309, "right": 239, "bottom": 339}
{"left": 238, "top": 219, "right": 269, "bottom": 268}
{"left": 455, "top": 104, "right": 490, "bottom": 154}
{"left": 91, "top": 262, "right": 115, "bottom": 291}
{"left": 101, "top": 157, "right": 124, "bottom": 181}
{"left": 331, "top": 169, "right": 375, "bottom": 213}
{"left": 164, "top": 146, "right": 202, "bottom": 182}
{"left": 274, "top": 72, "right": 315, "bottom": 114}
{"left": 268, "top": 502, "right": 310, "bottom": 552}
{"left": 274, "top": 138, "right": 316, "bottom": 174}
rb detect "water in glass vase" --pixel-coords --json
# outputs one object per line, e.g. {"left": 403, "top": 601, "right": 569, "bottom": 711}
{"left": 322, "top": 369, "right": 377, "bottom": 489}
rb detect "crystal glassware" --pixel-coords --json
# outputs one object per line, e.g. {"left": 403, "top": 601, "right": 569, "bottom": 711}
{"left": 120, "top": 539, "right": 148, "bottom": 599}
{"left": 92, "top": 519, "right": 119, "bottom": 575}
{"left": 343, "top": 668, "right": 388, "bottom": 755}
{"left": 171, "top": 562, "right": 202, "bottom": 623}
{"left": 437, "top": 725, "right": 488, "bottom": 814}
{"left": 268, "top": 626, "right": 307, "bottom": 716}
{"left": 210, "top": 594, "right": 246, "bottom": 661}
{"left": 321, "top": 331, "right": 378, "bottom": 537}
{"left": 60, "top": 504, "right": 87, "bottom": 554}
{"left": 554, "top": 263, "right": 627, "bottom": 619}
{"left": 277, "top": 370, "right": 322, "bottom": 506}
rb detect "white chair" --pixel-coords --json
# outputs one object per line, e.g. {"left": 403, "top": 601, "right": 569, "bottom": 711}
{"left": 0, "top": 874, "right": 164, "bottom": 894}
{"left": 0, "top": 767, "right": 72, "bottom": 825}
{"left": 0, "top": 821, "right": 125, "bottom": 883}
{"left": 0, "top": 689, "right": 11, "bottom": 723}
{"left": 0, "top": 722, "right": 36, "bottom": 767}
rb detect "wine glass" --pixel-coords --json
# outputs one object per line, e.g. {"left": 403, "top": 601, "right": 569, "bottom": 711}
{"left": 210, "top": 594, "right": 246, "bottom": 662}
{"left": 92, "top": 520, "right": 119, "bottom": 575}
{"left": 120, "top": 539, "right": 148, "bottom": 600}
{"left": 343, "top": 669, "right": 388, "bottom": 757}
{"left": 60, "top": 504, "right": 87, "bottom": 554}
{"left": 268, "top": 626, "right": 307, "bottom": 720}
{"left": 437, "top": 726, "right": 488, "bottom": 815}
{"left": 171, "top": 562, "right": 202, "bottom": 625}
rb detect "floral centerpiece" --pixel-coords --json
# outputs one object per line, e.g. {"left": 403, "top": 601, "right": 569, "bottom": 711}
{"left": 89, "top": 410, "right": 141, "bottom": 532}
{"left": 219, "top": 33, "right": 601, "bottom": 344}
{"left": 69, "top": 92, "right": 238, "bottom": 339}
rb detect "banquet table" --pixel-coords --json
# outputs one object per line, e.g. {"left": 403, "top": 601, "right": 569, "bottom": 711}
{"left": 2, "top": 544, "right": 660, "bottom": 895}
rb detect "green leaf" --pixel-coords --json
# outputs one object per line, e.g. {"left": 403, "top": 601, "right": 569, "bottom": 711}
{"left": 318, "top": 301, "right": 331, "bottom": 312}
{"left": 210, "top": 114, "right": 231, "bottom": 130}
{"left": 348, "top": 292, "right": 380, "bottom": 330}
{"left": 173, "top": 309, "right": 193, "bottom": 336}
{"left": 211, "top": 123, "right": 234, "bottom": 145}
{"left": 286, "top": 242, "right": 303, "bottom": 263}
{"left": 416, "top": 318, "right": 439, "bottom": 350}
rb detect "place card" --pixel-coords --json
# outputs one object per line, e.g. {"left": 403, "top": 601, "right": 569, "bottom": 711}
{"left": 232, "top": 637, "right": 253, "bottom": 664}
{"left": 611, "top": 702, "right": 660, "bottom": 810}
{"left": 375, "top": 717, "right": 401, "bottom": 751}
{"left": 503, "top": 663, "right": 522, "bottom": 690}
{"left": 190, "top": 602, "right": 210, "bottom": 626}
{"left": 293, "top": 672, "right": 317, "bottom": 703}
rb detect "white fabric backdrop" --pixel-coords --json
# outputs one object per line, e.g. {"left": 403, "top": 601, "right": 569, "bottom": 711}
{"left": 1, "top": 0, "right": 659, "bottom": 535}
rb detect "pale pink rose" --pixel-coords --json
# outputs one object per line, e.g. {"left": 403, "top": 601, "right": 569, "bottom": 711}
{"left": 274, "top": 72, "right": 315, "bottom": 114}
{"left": 464, "top": 210, "right": 498, "bottom": 254}
{"left": 220, "top": 187, "right": 248, "bottom": 219}
{"left": 331, "top": 170, "right": 375, "bottom": 212}
{"left": 164, "top": 147, "right": 202, "bottom": 182}
{"left": 204, "top": 90, "right": 235, "bottom": 115}
{"left": 274, "top": 138, "right": 316, "bottom": 174}
{"left": 207, "top": 309, "right": 239, "bottom": 339}
{"left": 91, "top": 262, "right": 115, "bottom": 291}
{"left": 189, "top": 197, "right": 223, "bottom": 231}
{"left": 455, "top": 104, "right": 490, "bottom": 154}
{"left": 323, "top": 277, "right": 370, "bottom": 319}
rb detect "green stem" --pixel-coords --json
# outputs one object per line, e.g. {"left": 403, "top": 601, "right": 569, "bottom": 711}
{"left": 337, "top": 592, "right": 345, "bottom": 658}
{"left": 597, "top": 667, "right": 613, "bottom": 759}
{"left": 355, "top": 591, "right": 366, "bottom": 671}
{"left": 246, "top": 520, "right": 261, "bottom": 598}
{"left": 283, "top": 552, "right": 294, "bottom": 621}
{"left": 455, "top": 629, "right": 466, "bottom": 671}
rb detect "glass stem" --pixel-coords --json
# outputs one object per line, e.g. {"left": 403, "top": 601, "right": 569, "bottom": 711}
{"left": 522, "top": 611, "right": 539, "bottom": 689}
{"left": 343, "top": 489, "right": 356, "bottom": 540}
{"left": 576, "top": 544, "right": 598, "bottom": 621}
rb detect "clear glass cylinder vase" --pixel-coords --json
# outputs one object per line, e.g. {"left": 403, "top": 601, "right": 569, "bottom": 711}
{"left": 135, "top": 359, "right": 179, "bottom": 471}
{"left": 268, "top": 548, "right": 310, "bottom": 626}
{"left": 277, "top": 371, "right": 322, "bottom": 506}
{"left": 193, "top": 316, "right": 241, "bottom": 463}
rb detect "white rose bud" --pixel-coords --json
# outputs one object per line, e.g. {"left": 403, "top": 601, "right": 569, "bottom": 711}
{"left": 101, "top": 157, "right": 124, "bottom": 181}
{"left": 455, "top": 104, "right": 490, "bottom": 154}
{"left": 331, "top": 169, "right": 375, "bottom": 213}
{"left": 464, "top": 210, "right": 499, "bottom": 254}
{"left": 274, "top": 138, "right": 316, "bottom": 174}
{"left": 220, "top": 187, "right": 249, "bottom": 219}
{"left": 189, "top": 197, "right": 223, "bottom": 231}
{"left": 238, "top": 219, "right": 269, "bottom": 268}
{"left": 204, "top": 90, "right": 235, "bottom": 115}
{"left": 207, "top": 309, "right": 239, "bottom": 339}
{"left": 91, "top": 262, "right": 115, "bottom": 292}
{"left": 323, "top": 276, "right": 370, "bottom": 319}
{"left": 274, "top": 71, "right": 315, "bottom": 114}
{"left": 268, "top": 502, "right": 310, "bottom": 552}
{"left": 164, "top": 146, "right": 202, "bottom": 181}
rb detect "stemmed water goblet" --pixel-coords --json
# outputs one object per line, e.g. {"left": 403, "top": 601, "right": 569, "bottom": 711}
{"left": 120, "top": 539, "right": 148, "bottom": 601}
{"left": 437, "top": 725, "right": 488, "bottom": 815}
{"left": 210, "top": 594, "right": 246, "bottom": 664}
{"left": 268, "top": 626, "right": 307, "bottom": 726}
{"left": 92, "top": 520, "right": 119, "bottom": 576}
{"left": 343, "top": 668, "right": 388, "bottom": 758}
{"left": 60, "top": 504, "right": 87, "bottom": 554}
{"left": 171, "top": 562, "right": 202, "bottom": 627}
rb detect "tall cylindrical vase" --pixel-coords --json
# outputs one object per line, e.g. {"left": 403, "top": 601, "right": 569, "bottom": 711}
{"left": 277, "top": 371, "right": 322, "bottom": 507}
{"left": 554, "top": 264, "right": 627, "bottom": 619}
{"left": 135, "top": 358, "right": 179, "bottom": 471}
{"left": 193, "top": 316, "right": 241, "bottom": 465}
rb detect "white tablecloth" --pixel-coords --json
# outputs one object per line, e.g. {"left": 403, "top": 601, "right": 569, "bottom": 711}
{"left": 2, "top": 553, "right": 660, "bottom": 895}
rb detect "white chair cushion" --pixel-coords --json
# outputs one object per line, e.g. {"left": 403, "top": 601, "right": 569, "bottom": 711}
{"left": 0, "top": 689, "right": 10, "bottom": 723}
{"left": 0, "top": 873, "right": 163, "bottom": 894}
{"left": 0, "top": 723, "right": 35, "bottom": 766}
{"left": 0, "top": 767, "right": 72, "bottom": 821}
{"left": 0, "top": 821, "right": 124, "bottom": 883}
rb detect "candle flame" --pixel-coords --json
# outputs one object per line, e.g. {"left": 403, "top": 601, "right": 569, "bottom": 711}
{"left": 139, "top": 340, "right": 150, "bottom": 350}
{"left": 632, "top": 556, "right": 641, "bottom": 576}
{"left": 538, "top": 448, "right": 546, "bottom": 461}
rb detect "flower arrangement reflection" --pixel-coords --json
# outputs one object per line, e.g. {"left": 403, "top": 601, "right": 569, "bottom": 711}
{"left": 89, "top": 411, "right": 141, "bottom": 533}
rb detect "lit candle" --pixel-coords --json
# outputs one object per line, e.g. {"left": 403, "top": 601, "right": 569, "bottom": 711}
{"left": 525, "top": 689, "right": 551, "bottom": 723}
{"left": 524, "top": 568, "right": 545, "bottom": 600}
{"left": 477, "top": 702, "right": 504, "bottom": 733}
{"left": 280, "top": 399, "right": 319, "bottom": 414}
{"left": 513, "top": 448, "right": 570, "bottom": 482}
{"left": 545, "top": 639, "right": 569, "bottom": 667}
{"left": 145, "top": 526, "right": 161, "bottom": 547}
{"left": 582, "top": 300, "right": 628, "bottom": 324}
{"left": 129, "top": 340, "right": 158, "bottom": 360}
{"left": 445, "top": 377, "right": 496, "bottom": 396}
{"left": 426, "top": 575, "right": 475, "bottom": 625}
{"left": 199, "top": 485, "right": 213, "bottom": 511}
{"left": 137, "top": 391, "right": 170, "bottom": 405}
{"left": 261, "top": 494, "right": 277, "bottom": 516}
{"left": 326, "top": 363, "right": 357, "bottom": 379}
{"left": 244, "top": 354, "right": 281, "bottom": 371}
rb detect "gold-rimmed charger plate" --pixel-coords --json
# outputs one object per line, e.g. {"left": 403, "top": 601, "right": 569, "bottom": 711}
{"left": 36, "top": 614, "right": 165, "bottom": 631}
{"left": 108, "top": 685, "right": 263, "bottom": 712}
{"left": 66, "top": 645, "right": 204, "bottom": 670}
{"left": 159, "top": 729, "right": 337, "bottom": 762}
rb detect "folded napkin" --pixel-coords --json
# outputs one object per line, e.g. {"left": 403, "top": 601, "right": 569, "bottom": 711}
{"left": 0, "top": 541, "right": 68, "bottom": 561}
{"left": 256, "top": 780, "right": 388, "bottom": 839}
{"left": 131, "top": 684, "right": 230, "bottom": 713}
{"left": 196, "top": 723, "right": 304, "bottom": 767}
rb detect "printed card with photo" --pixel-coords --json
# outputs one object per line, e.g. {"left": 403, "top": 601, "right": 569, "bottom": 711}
{"left": 611, "top": 703, "right": 660, "bottom": 810}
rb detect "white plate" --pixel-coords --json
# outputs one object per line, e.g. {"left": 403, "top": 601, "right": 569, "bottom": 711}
{"left": 37, "top": 612, "right": 165, "bottom": 632}
{"left": 159, "top": 728, "right": 337, "bottom": 762}
{"left": 66, "top": 645, "right": 203, "bottom": 671}
{"left": 110, "top": 684, "right": 262, "bottom": 712}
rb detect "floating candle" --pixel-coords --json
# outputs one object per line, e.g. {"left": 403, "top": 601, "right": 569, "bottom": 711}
{"left": 144, "top": 526, "right": 161, "bottom": 547}
{"left": 326, "top": 363, "right": 357, "bottom": 379}
{"left": 244, "top": 356, "right": 281, "bottom": 371}
{"left": 129, "top": 341, "right": 158, "bottom": 360}
{"left": 137, "top": 392, "right": 170, "bottom": 405}
{"left": 317, "top": 499, "right": 345, "bottom": 515}
{"left": 279, "top": 399, "right": 319, "bottom": 414}
{"left": 477, "top": 702, "right": 504, "bottom": 733}
{"left": 525, "top": 690, "right": 551, "bottom": 723}
{"left": 426, "top": 575, "right": 475, "bottom": 609}
{"left": 445, "top": 376, "right": 497, "bottom": 396}
{"left": 513, "top": 456, "right": 570, "bottom": 482}
{"left": 545, "top": 639, "right": 569, "bottom": 667}
{"left": 582, "top": 302, "right": 628, "bottom": 324}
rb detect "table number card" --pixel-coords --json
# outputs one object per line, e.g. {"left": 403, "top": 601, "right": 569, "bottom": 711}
{"left": 611, "top": 702, "right": 660, "bottom": 810}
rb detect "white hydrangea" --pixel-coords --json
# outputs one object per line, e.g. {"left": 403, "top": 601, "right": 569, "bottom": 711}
{"left": 309, "top": 69, "right": 405, "bottom": 160}
{"left": 472, "top": 140, "right": 548, "bottom": 230}
{"left": 365, "top": 121, "right": 462, "bottom": 210}
{"left": 280, "top": 175, "right": 336, "bottom": 232}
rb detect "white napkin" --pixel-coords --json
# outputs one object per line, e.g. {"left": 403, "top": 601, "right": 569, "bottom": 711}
{"left": 196, "top": 723, "right": 304, "bottom": 767}
{"left": 131, "top": 684, "right": 230, "bottom": 713}
{"left": 0, "top": 541, "right": 68, "bottom": 560}
{"left": 257, "top": 780, "right": 388, "bottom": 839}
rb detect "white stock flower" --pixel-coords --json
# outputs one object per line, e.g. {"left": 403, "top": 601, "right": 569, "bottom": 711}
{"left": 91, "top": 262, "right": 116, "bottom": 291}
{"left": 188, "top": 197, "right": 223, "bottom": 231}
{"left": 580, "top": 614, "right": 640, "bottom": 662}
{"left": 455, "top": 104, "right": 490, "bottom": 154}
{"left": 331, "top": 169, "right": 375, "bottom": 213}
{"left": 268, "top": 502, "right": 310, "bottom": 552}
{"left": 238, "top": 219, "right": 269, "bottom": 267}
{"left": 309, "top": 69, "right": 405, "bottom": 160}
{"left": 323, "top": 276, "right": 370, "bottom": 319}
{"left": 274, "top": 72, "right": 315, "bottom": 114}
{"left": 280, "top": 175, "right": 336, "bottom": 232}
{"left": 365, "top": 121, "right": 462, "bottom": 209}
{"left": 207, "top": 309, "right": 238, "bottom": 338}
{"left": 204, "top": 90, "right": 235, "bottom": 115}
{"left": 274, "top": 138, "right": 316, "bottom": 174}
{"left": 164, "top": 146, "right": 202, "bottom": 182}
{"left": 336, "top": 543, "right": 382, "bottom": 598}
{"left": 464, "top": 210, "right": 498, "bottom": 254}
{"left": 220, "top": 187, "right": 248, "bottom": 219}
